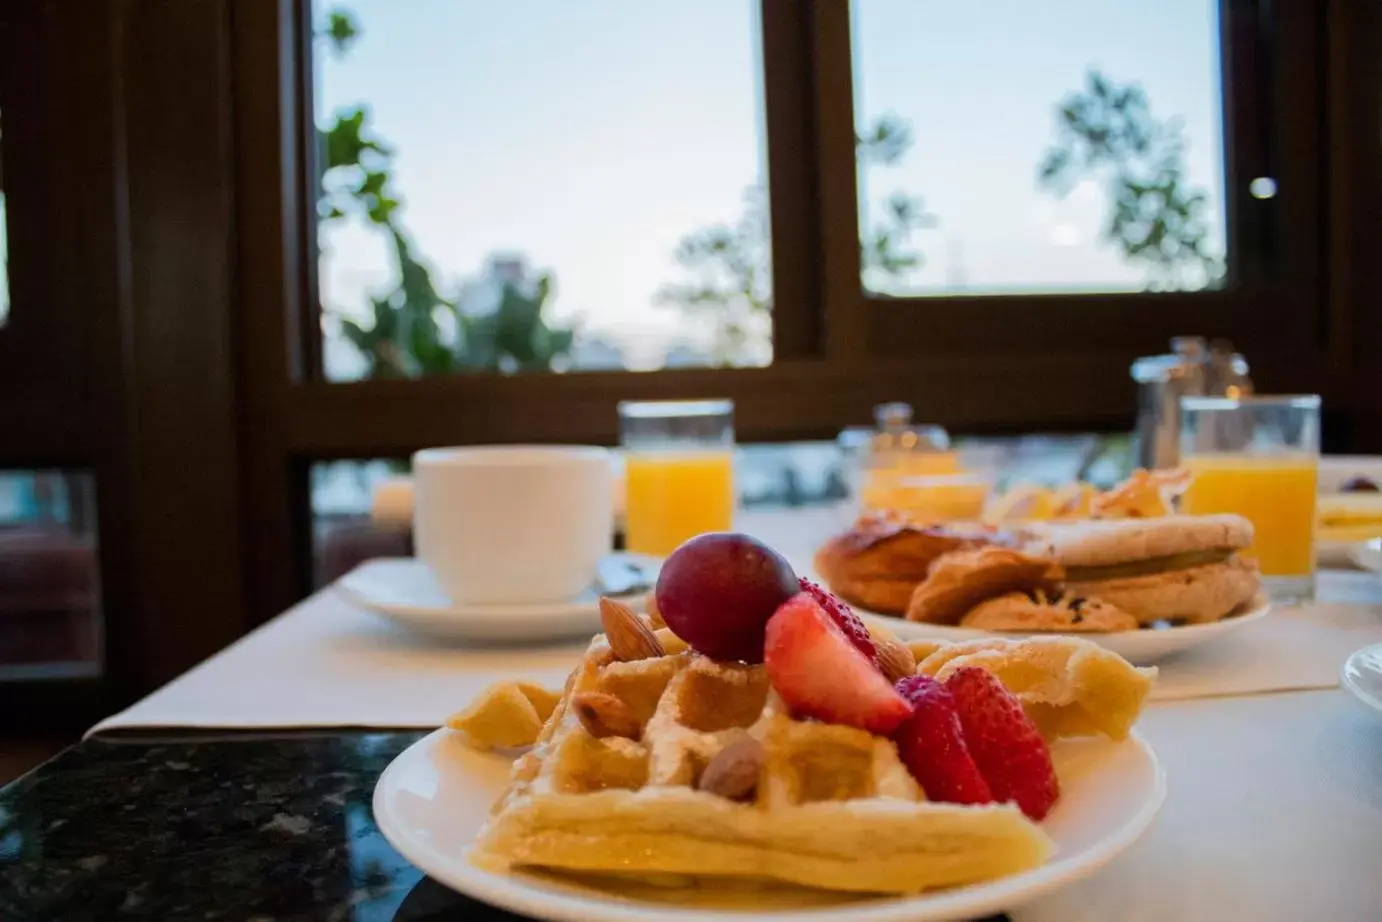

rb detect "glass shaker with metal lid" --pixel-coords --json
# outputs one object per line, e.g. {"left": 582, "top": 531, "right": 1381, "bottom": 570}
{"left": 1131, "top": 337, "right": 1251, "bottom": 469}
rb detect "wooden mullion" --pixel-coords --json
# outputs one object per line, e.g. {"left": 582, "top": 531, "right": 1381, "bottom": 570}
{"left": 810, "top": 0, "right": 868, "bottom": 361}
{"left": 759, "top": 0, "right": 823, "bottom": 360}
{"left": 232, "top": 0, "right": 315, "bottom": 627}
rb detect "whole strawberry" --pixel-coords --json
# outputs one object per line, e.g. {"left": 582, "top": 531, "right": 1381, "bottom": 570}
{"left": 945, "top": 666, "right": 1060, "bottom": 821}
{"left": 797, "top": 577, "right": 877, "bottom": 664}
{"left": 893, "top": 676, "right": 994, "bottom": 806}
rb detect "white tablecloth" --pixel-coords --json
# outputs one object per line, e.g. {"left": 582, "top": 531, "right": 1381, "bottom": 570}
{"left": 88, "top": 591, "right": 586, "bottom": 735}
{"left": 1017, "top": 690, "right": 1382, "bottom": 922}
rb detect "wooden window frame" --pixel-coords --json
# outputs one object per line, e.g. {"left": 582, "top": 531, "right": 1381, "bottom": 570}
{"left": 0, "top": 0, "right": 247, "bottom": 727}
{"left": 829, "top": 0, "right": 1331, "bottom": 389}
{"left": 230, "top": 0, "right": 1353, "bottom": 624}
{"left": 246, "top": 0, "right": 1341, "bottom": 438}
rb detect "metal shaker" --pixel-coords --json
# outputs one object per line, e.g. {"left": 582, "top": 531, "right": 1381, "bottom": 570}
{"left": 1131, "top": 337, "right": 1252, "bottom": 469}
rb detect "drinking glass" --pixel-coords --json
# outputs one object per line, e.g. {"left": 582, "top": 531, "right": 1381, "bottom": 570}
{"left": 1180, "top": 394, "right": 1321, "bottom": 603}
{"left": 618, "top": 400, "right": 734, "bottom": 557}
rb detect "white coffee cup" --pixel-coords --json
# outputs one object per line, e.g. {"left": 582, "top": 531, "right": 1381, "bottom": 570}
{"left": 412, "top": 445, "right": 613, "bottom": 605}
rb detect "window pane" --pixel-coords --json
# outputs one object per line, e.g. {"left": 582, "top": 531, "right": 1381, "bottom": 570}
{"left": 312, "top": 1, "right": 770, "bottom": 379}
{"left": 0, "top": 470, "right": 101, "bottom": 679}
{"left": 311, "top": 459, "right": 409, "bottom": 589}
{"left": 852, "top": 0, "right": 1227, "bottom": 296}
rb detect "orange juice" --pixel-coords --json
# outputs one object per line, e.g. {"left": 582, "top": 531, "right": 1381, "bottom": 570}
{"left": 861, "top": 451, "right": 985, "bottom": 521}
{"left": 1181, "top": 454, "right": 1318, "bottom": 576}
{"left": 862, "top": 475, "right": 991, "bottom": 522}
{"left": 623, "top": 451, "right": 734, "bottom": 556}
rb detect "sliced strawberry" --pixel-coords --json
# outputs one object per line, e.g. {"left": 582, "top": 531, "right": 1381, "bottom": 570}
{"left": 945, "top": 666, "right": 1060, "bottom": 821}
{"left": 893, "top": 676, "right": 995, "bottom": 805}
{"left": 797, "top": 577, "right": 877, "bottom": 664}
{"left": 764, "top": 593, "right": 912, "bottom": 734}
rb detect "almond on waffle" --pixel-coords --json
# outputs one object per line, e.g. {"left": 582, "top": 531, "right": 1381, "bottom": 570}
{"left": 461, "top": 591, "right": 1155, "bottom": 895}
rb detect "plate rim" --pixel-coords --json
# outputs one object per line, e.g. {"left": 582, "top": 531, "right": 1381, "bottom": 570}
{"left": 337, "top": 556, "right": 653, "bottom": 622}
{"left": 1340, "top": 642, "right": 1382, "bottom": 714}
{"left": 858, "top": 599, "right": 1271, "bottom": 649}
{"left": 372, "top": 727, "right": 1166, "bottom": 922}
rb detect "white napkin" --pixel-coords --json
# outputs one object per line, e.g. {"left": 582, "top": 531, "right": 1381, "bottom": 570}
{"left": 1146, "top": 599, "right": 1382, "bottom": 700}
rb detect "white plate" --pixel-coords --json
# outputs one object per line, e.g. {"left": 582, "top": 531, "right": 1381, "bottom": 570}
{"left": 336, "top": 555, "right": 656, "bottom": 642}
{"left": 1347, "top": 539, "right": 1382, "bottom": 574}
{"left": 374, "top": 728, "right": 1165, "bottom": 922}
{"left": 861, "top": 600, "right": 1271, "bottom": 666}
{"left": 1341, "top": 642, "right": 1382, "bottom": 716}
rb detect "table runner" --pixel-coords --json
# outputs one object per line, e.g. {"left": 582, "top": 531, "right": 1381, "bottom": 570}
{"left": 89, "top": 568, "right": 1382, "bottom": 735}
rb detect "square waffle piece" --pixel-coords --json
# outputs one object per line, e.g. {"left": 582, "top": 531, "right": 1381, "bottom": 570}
{"left": 466, "top": 610, "right": 1155, "bottom": 895}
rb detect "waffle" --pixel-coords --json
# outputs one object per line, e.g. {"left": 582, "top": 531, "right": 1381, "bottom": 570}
{"left": 465, "top": 617, "right": 1154, "bottom": 895}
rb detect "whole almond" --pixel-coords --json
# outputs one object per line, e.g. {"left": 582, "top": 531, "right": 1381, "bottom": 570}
{"left": 697, "top": 734, "right": 763, "bottom": 801}
{"left": 865, "top": 621, "right": 917, "bottom": 683}
{"left": 599, "top": 596, "right": 665, "bottom": 661}
{"left": 571, "top": 691, "right": 641, "bottom": 739}
{"left": 874, "top": 635, "right": 917, "bottom": 684}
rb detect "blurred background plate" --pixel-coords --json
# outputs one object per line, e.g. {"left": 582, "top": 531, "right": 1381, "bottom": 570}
{"left": 861, "top": 600, "right": 1271, "bottom": 667}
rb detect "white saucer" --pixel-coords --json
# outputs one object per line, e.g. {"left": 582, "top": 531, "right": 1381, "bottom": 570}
{"left": 337, "top": 555, "right": 657, "bottom": 643}
{"left": 861, "top": 600, "right": 1271, "bottom": 666}
{"left": 374, "top": 728, "right": 1164, "bottom": 922}
{"left": 1341, "top": 642, "right": 1382, "bottom": 716}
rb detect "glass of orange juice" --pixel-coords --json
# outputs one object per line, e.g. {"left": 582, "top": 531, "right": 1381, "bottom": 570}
{"left": 618, "top": 400, "right": 735, "bottom": 557}
{"left": 1180, "top": 394, "right": 1321, "bottom": 603}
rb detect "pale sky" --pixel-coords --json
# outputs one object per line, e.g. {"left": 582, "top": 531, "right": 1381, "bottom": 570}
{"left": 316, "top": 0, "right": 1224, "bottom": 375}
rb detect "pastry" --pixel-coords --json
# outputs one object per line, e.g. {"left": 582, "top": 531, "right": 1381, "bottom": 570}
{"left": 905, "top": 546, "right": 1065, "bottom": 625}
{"left": 960, "top": 590, "right": 1140, "bottom": 633}
{"left": 916, "top": 637, "right": 1156, "bottom": 741}
{"left": 1088, "top": 468, "right": 1192, "bottom": 519}
{"left": 1317, "top": 492, "right": 1382, "bottom": 542}
{"left": 447, "top": 681, "right": 563, "bottom": 750}
{"left": 1051, "top": 483, "right": 1097, "bottom": 519}
{"left": 983, "top": 483, "right": 1058, "bottom": 524}
{"left": 984, "top": 469, "right": 1191, "bottom": 525}
{"left": 813, "top": 513, "right": 1015, "bottom": 615}
{"left": 1051, "top": 514, "right": 1260, "bottom": 625}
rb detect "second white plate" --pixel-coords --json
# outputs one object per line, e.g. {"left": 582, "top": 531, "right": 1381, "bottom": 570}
{"left": 861, "top": 600, "right": 1271, "bottom": 666}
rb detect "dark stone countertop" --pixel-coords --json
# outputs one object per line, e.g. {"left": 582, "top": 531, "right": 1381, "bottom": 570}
{"left": 0, "top": 732, "right": 1012, "bottom": 921}
{"left": 0, "top": 732, "right": 522, "bottom": 921}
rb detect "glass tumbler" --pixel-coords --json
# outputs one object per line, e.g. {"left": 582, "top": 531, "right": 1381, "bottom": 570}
{"left": 1179, "top": 394, "right": 1321, "bottom": 603}
{"left": 618, "top": 400, "right": 735, "bottom": 557}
